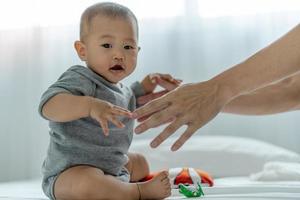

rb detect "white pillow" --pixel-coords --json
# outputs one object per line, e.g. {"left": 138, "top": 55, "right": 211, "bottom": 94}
{"left": 129, "top": 135, "right": 300, "bottom": 178}
{"left": 250, "top": 161, "right": 300, "bottom": 181}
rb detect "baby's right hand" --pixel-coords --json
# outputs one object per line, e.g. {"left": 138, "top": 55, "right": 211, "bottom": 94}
{"left": 88, "top": 98, "right": 133, "bottom": 136}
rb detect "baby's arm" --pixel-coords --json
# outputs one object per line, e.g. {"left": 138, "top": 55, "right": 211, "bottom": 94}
{"left": 42, "top": 93, "right": 132, "bottom": 135}
{"left": 42, "top": 93, "right": 91, "bottom": 122}
{"left": 223, "top": 74, "right": 300, "bottom": 115}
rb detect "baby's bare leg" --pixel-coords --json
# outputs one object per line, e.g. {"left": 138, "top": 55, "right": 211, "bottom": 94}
{"left": 125, "top": 152, "right": 150, "bottom": 182}
{"left": 125, "top": 153, "right": 171, "bottom": 199}
{"left": 54, "top": 165, "right": 139, "bottom": 200}
{"left": 138, "top": 171, "right": 171, "bottom": 199}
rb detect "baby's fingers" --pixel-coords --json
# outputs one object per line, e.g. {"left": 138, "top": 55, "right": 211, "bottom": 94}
{"left": 98, "top": 119, "right": 109, "bottom": 136}
{"left": 173, "top": 78, "right": 183, "bottom": 85}
{"left": 156, "top": 74, "right": 182, "bottom": 84}
{"left": 108, "top": 115, "right": 125, "bottom": 129}
{"left": 156, "top": 78, "right": 180, "bottom": 91}
{"left": 111, "top": 106, "right": 133, "bottom": 118}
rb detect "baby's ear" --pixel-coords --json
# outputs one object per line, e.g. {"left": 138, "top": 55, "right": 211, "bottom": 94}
{"left": 74, "top": 41, "right": 87, "bottom": 61}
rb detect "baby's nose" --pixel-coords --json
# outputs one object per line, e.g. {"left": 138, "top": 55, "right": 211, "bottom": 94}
{"left": 113, "top": 49, "right": 125, "bottom": 60}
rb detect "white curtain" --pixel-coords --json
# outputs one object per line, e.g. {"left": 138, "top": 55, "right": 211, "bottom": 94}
{"left": 1, "top": 0, "right": 300, "bottom": 182}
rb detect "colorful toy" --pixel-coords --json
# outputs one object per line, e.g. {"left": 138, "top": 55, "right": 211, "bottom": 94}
{"left": 179, "top": 182, "right": 205, "bottom": 198}
{"left": 140, "top": 167, "right": 214, "bottom": 188}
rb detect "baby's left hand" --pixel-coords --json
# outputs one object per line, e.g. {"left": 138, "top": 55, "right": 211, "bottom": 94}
{"left": 141, "top": 73, "right": 182, "bottom": 94}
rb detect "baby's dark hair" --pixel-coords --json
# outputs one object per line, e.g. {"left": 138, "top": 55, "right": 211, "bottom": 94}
{"left": 80, "top": 2, "right": 138, "bottom": 42}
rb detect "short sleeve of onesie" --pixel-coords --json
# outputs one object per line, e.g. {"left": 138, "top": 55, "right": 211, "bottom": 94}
{"left": 38, "top": 68, "right": 95, "bottom": 120}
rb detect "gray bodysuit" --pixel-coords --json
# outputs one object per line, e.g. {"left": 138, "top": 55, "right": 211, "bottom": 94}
{"left": 38, "top": 65, "right": 145, "bottom": 200}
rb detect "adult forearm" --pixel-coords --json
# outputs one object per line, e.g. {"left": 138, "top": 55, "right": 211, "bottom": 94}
{"left": 222, "top": 76, "right": 300, "bottom": 115}
{"left": 42, "top": 93, "right": 91, "bottom": 122}
{"left": 212, "top": 24, "right": 300, "bottom": 102}
{"left": 222, "top": 88, "right": 295, "bottom": 115}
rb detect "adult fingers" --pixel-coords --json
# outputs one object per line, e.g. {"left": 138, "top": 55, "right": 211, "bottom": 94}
{"left": 150, "top": 119, "right": 183, "bottom": 148}
{"left": 171, "top": 125, "right": 198, "bottom": 151}
{"left": 137, "top": 113, "right": 153, "bottom": 122}
{"left": 133, "top": 97, "right": 170, "bottom": 119}
{"left": 135, "top": 107, "right": 174, "bottom": 134}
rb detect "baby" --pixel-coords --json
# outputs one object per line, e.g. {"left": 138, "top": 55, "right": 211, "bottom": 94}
{"left": 38, "top": 2, "right": 181, "bottom": 200}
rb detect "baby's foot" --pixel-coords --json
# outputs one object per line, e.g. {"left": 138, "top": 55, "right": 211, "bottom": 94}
{"left": 137, "top": 171, "right": 171, "bottom": 200}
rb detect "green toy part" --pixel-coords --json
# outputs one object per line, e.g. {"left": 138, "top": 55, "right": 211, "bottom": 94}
{"left": 178, "top": 182, "right": 205, "bottom": 198}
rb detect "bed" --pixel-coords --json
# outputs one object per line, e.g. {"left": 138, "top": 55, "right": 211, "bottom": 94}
{"left": 1, "top": 135, "right": 300, "bottom": 200}
{"left": 169, "top": 176, "right": 300, "bottom": 199}
{"left": 1, "top": 176, "right": 300, "bottom": 200}
{"left": 0, "top": 179, "right": 46, "bottom": 200}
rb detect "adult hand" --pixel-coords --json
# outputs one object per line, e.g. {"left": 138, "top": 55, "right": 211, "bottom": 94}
{"left": 133, "top": 80, "right": 230, "bottom": 151}
{"left": 137, "top": 73, "right": 182, "bottom": 121}
{"left": 136, "top": 90, "right": 168, "bottom": 122}
{"left": 137, "top": 90, "right": 168, "bottom": 107}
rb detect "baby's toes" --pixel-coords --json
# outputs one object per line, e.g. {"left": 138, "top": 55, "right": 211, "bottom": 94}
{"left": 158, "top": 171, "right": 169, "bottom": 180}
{"left": 165, "top": 184, "right": 171, "bottom": 192}
{"left": 164, "top": 186, "right": 172, "bottom": 196}
{"left": 162, "top": 177, "right": 170, "bottom": 185}
{"left": 161, "top": 170, "right": 169, "bottom": 178}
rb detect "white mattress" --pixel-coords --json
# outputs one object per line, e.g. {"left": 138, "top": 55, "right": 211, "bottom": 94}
{"left": 1, "top": 177, "right": 300, "bottom": 200}
{"left": 168, "top": 177, "right": 300, "bottom": 199}
{"left": 0, "top": 179, "right": 46, "bottom": 200}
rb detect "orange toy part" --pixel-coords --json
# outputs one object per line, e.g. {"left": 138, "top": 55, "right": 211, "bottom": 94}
{"left": 140, "top": 167, "right": 214, "bottom": 187}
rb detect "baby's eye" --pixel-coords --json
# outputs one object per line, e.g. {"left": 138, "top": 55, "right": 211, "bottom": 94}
{"left": 124, "top": 45, "right": 134, "bottom": 50}
{"left": 101, "top": 43, "right": 112, "bottom": 48}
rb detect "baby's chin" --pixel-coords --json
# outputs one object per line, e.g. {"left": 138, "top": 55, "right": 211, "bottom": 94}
{"left": 88, "top": 67, "right": 128, "bottom": 83}
{"left": 104, "top": 71, "right": 129, "bottom": 84}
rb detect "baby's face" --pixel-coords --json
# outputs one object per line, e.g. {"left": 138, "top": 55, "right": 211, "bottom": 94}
{"left": 82, "top": 15, "right": 139, "bottom": 83}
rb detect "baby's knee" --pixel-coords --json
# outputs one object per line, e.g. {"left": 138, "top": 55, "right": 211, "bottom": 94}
{"left": 133, "top": 153, "right": 150, "bottom": 174}
{"left": 54, "top": 166, "right": 103, "bottom": 199}
{"left": 71, "top": 174, "right": 93, "bottom": 197}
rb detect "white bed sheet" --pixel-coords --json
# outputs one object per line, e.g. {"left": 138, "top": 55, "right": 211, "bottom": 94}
{"left": 0, "top": 177, "right": 300, "bottom": 200}
{"left": 169, "top": 177, "right": 300, "bottom": 200}
{"left": 0, "top": 179, "right": 46, "bottom": 200}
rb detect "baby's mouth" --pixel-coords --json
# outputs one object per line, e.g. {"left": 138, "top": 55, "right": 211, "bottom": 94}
{"left": 109, "top": 64, "right": 124, "bottom": 72}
